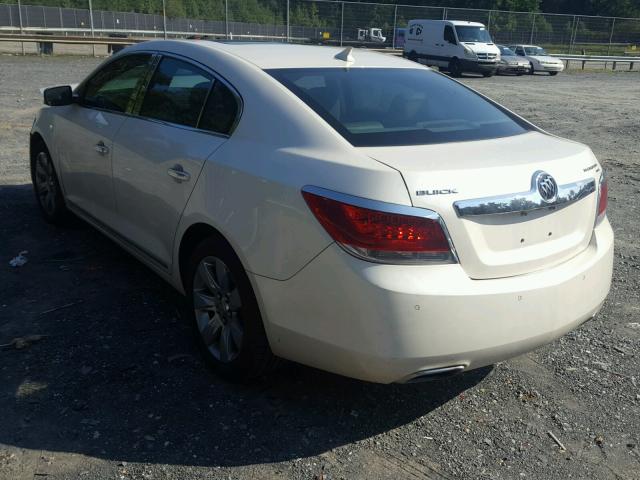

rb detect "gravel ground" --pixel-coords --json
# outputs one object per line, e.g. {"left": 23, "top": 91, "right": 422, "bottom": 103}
{"left": 0, "top": 54, "right": 639, "bottom": 480}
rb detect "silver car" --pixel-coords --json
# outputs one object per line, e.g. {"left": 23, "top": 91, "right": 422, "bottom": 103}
{"left": 497, "top": 45, "right": 531, "bottom": 75}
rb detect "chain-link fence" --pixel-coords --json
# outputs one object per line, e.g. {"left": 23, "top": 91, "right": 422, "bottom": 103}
{"left": 1, "top": 0, "right": 639, "bottom": 54}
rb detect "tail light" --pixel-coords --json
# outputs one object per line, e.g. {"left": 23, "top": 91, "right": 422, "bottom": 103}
{"left": 302, "top": 186, "right": 457, "bottom": 264}
{"left": 596, "top": 171, "right": 608, "bottom": 225}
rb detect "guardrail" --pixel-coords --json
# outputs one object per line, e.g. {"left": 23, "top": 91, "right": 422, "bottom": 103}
{"left": 553, "top": 54, "right": 640, "bottom": 70}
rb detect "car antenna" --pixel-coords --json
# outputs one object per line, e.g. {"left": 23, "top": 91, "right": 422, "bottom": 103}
{"left": 335, "top": 47, "right": 355, "bottom": 63}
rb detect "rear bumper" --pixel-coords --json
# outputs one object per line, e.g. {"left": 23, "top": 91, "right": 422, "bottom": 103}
{"left": 253, "top": 219, "right": 614, "bottom": 384}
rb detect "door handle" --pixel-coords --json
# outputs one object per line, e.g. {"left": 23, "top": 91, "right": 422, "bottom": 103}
{"left": 94, "top": 141, "right": 109, "bottom": 155}
{"left": 167, "top": 165, "right": 191, "bottom": 183}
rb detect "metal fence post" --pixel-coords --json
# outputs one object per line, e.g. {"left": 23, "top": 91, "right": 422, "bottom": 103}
{"left": 487, "top": 10, "right": 492, "bottom": 33}
{"left": 286, "top": 0, "right": 290, "bottom": 42}
{"left": 162, "top": 0, "right": 167, "bottom": 39}
{"left": 88, "top": 0, "right": 96, "bottom": 57}
{"left": 607, "top": 17, "right": 616, "bottom": 55}
{"left": 225, "top": 0, "right": 229, "bottom": 39}
{"left": 569, "top": 15, "right": 578, "bottom": 53}
{"left": 529, "top": 12, "right": 536, "bottom": 44}
{"left": 340, "top": 1, "right": 344, "bottom": 46}
{"left": 392, "top": 4, "right": 397, "bottom": 49}
{"left": 17, "top": 0, "right": 25, "bottom": 54}
{"left": 442, "top": 7, "right": 447, "bottom": 20}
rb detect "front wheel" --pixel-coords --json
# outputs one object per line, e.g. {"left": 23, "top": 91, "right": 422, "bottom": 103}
{"left": 529, "top": 63, "right": 535, "bottom": 75}
{"left": 482, "top": 71, "right": 495, "bottom": 77}
{"left": 448, "top": 58, "right": 462, "bottom": 77}
{"left": 185, "top": 236, "right": 278, "bottom": 382}
{"left": 549, "top": 71, "right": 559, "bottom": 76}
{"left": 31, "top": 144, "right": 70, "bottom": 225}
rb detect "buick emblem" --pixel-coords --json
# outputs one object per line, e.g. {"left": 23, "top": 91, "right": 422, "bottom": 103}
{"left": 535, "top": 171, "right": 558, "bottom": 203}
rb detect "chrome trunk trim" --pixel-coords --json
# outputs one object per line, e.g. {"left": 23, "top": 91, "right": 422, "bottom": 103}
{"left": 453, "top": 176, "right": 596, "bottom": 218}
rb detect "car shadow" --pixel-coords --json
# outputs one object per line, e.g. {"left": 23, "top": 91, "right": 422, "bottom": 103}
{"left": 0, "top": 183, "right": 491, "bottom": 467}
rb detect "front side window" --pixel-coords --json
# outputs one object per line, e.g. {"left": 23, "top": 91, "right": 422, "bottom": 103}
{"left": 82, "top": 54, "right": 152, "bottom": 113}
{"left": 139, "top": 57, "right": 213, "bottom": 128}
{"left": 455, "top": 26, "right": 492, "bottom": 43}
{"left": 268, "top": 68, "right": 530, "bottom": 147}
{"left": 444, "top": 25, "right": 457, "bottom": 44}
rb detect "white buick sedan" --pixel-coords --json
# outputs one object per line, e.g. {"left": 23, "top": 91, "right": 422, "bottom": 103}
{"left": 31, "top": 41, "right": 612, "bottom": 383}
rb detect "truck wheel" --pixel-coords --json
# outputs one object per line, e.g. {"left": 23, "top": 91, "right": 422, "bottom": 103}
{"left": 449, "top": 59, "right": 462, "bottom": 77}
{"left": 407, "top": 51, "right": 418, "bottom": 62}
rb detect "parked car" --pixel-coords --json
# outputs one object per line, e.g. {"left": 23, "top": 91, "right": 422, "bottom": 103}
{"left": 497, "top": 45, "right": 531, "bottom": 75}
{"left": 32, "top": 41, "right": 612, "bottom": 384}
{"left": 404, "top": 20, "right": 500, "bottom": 77}
{"left": 509, "top": 44, "right": 565, "bottom": 75}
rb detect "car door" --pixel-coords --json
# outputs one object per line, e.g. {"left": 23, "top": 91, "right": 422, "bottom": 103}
{"left": 441, "top": 24, "right": 458, "bottom": 67}
{"left": 55, "top": 53, "right": 154, "bottom": 225}
{"left": 111, "top": 55, "right": 240, "bottom": 270}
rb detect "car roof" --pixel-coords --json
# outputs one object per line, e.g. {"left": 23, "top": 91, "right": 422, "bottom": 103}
{"left": 410, "top": 19, "right": 485, "bottom": 27}
{"left": 130, "top": 40, "right": 418, "bottom": 70}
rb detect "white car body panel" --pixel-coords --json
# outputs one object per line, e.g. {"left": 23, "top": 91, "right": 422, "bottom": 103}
{"left": 510, "top": 44, "right": 565, "bottom": 73}
{"left": 31, "top": 40, "right": 612, "bottom": 383}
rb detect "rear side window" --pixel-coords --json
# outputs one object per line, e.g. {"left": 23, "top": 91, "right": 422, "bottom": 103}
{"left": 444, "top": 25, "right": 456, "bottom": 44}
{"left": 198, "top": 81, "right": 239, "bottom": 135}
{"left": 82, "top": 54, "right": 152, "bottom": 113}
{"left": 268, "top": 68, "right": 530, "bottom": 147}
{"left": 140, "top": 57, "right": 213, "bottom": 128}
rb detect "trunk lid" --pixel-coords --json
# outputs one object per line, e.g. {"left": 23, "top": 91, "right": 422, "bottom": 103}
{"left": 361, "top": 131, "right": 601, "bottom": 279}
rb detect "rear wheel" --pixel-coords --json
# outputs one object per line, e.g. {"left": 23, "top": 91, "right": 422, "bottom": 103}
{"left": 31, "top": 143, "right": 69, "bottom": 225}
{"left": 407, "top": 51, "right": 418, "bottom": 63}
{"left": 448, "top": 58, "right": 462, "bottom": 77}
{"left": 185, "top": 236, "right": 277, "bottom": 382}
{"left": 549, "top": 71, "right": 559, "bottom": 76}
{"left": 482, "top": 71, "right": 495, "bottom": 77}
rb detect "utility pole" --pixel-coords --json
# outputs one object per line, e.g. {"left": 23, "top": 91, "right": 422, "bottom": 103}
{"left": 162, "top": 0, "right": 167, "bottom": 39}
{"left": 17, "top": 0, "right": 25, "bottom": 55}
{"left": 88, "top": 0, "right": 96, "bottom": 57}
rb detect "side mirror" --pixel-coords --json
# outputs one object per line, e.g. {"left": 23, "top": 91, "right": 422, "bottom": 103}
{"left": 44, "top": 85, "right": 73, "bottom": 106}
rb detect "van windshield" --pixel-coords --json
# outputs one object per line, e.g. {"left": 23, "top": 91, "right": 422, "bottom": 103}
{"left": 268, "top": 67, "right": 530, "bottom": 147}
{"left": 455, "top": 26, "right": 492, "bottom": 43}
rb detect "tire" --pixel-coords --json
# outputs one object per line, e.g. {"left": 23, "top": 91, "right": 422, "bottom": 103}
{"left": 448, "top": 58, "right": 462, "bottom": 77}
{"left": 549, "top": 71, "right": 558, "bottom": 76}
{"left": 517, "top": 72, "right": 524, "bottom": 76}
{"left": 482, "top": 71, "right": 495, "bottom": 78}
{"left": 407, "top": 51, "right": 418, "bottom": 63}
{"left": 529, "top": 62, "right": 535, "bottom": 75}
{"left": 185, "top": 236, "right": 278, "bottom": 382}
{"left": 30, "top": 140, "right": 70, "bottom": 225}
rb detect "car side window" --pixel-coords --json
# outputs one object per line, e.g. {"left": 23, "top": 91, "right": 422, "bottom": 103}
{"left": 444, "top": 26, "right": 456, "bottom": 45}
{"left": 82, "top": 54, "right": 153, "bottom": 113}
{"left": 516, "top": 47, "right": 525, "bottom": 55}
{"left": 139, "top": 57, "right": 213, "bottom": 128}
{"left": 198, "top": 81, "right": 240, "bottom": 135}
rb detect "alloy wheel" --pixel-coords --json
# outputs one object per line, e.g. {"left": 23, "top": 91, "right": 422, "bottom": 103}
{"left": 192, "top": 256, "right": 244, "bottom": 363}
{"left": 34, "top": 151, "right": 58, "bottom": 215}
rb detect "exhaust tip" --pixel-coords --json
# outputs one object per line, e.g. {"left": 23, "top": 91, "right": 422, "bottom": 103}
{"left": 403, "top": 365, "right": 466, "bottom": 383}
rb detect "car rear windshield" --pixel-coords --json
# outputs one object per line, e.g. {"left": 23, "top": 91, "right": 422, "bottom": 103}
{"left": 268, "top": 67, "right": 530, "bottom": 147}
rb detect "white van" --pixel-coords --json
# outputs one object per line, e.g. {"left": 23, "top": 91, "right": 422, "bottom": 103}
{"left": 404, "top": 20, "right": 500, "bottom": 77}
